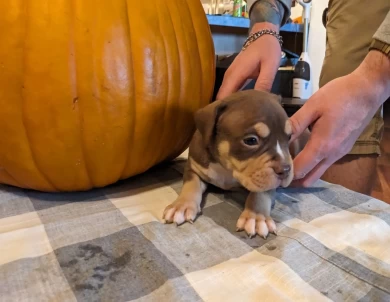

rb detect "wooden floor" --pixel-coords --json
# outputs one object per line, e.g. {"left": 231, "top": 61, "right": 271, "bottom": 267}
{"left": 372, "top": 102, "right": 390, "bottom": 204}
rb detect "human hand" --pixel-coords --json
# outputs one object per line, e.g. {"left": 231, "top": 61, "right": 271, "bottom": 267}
{"left": 216, "top": 22, "right": 281, "bottom": 100}
{"left": 289, "top": 51, "right": 390, "bottom": 187}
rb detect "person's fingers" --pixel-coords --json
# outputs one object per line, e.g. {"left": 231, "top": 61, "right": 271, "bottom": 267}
{"left": 289, "top": 100, "right": 320, "bottom": 142}
{"left": 292, "top": 135, "right": 326, "bottom": 180}
{"left": 254, "top": 58, "right": 279, "bottom": 92}
{"left": 217, "top": 42, "right": 265, "bottom": 100}
{"left": 291, "top": 158, "right": 332, "bottom": 187}
{"left": 216, "top": 63, "right": 250, "bottom": 100}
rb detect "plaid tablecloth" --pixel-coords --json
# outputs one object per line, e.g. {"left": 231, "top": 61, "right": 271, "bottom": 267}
{"left": 1, "top": 151, "right": 390, "bottom": 302}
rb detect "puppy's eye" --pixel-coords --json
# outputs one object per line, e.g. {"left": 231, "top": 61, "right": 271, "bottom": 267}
{"left": 243, "top": 136, "right": 259, "bottom": 146}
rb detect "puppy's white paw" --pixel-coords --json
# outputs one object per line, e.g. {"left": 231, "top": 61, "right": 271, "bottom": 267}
{"left": 236, "top": 209, "right": 277, "bottom": 239}
{"left": 162, "top": 198, "right": 200, "bottom": 226}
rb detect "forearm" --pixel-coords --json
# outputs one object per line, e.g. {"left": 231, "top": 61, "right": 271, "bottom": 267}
{"left": 354, "top": 50, "right": 390, "bottom": 108}
{"left": 249, "top": 0, "right": 292, "bottom": 32}
{"left": 364, "top": 9, "right": 390, "bottom": 105}
{"left": 366, "top": 50, "right": 390, "bottom": 103}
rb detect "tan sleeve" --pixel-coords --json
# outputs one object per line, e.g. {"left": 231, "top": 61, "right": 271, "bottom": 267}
{"left": 373, "top": 10, "right": 390, "bottom": 45}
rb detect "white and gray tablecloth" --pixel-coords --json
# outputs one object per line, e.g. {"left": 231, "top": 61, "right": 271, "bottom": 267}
{"left": 1, "top": 151, "right": 390, "bottom": 301}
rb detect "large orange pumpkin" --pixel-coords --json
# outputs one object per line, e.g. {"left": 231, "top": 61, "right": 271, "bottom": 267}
{"left": 0, "top": 0, "right": 215, "bottom": 192}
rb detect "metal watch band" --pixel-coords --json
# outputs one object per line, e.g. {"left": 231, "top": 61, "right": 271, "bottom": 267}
{"left": 242, "top": 29, "right": 283, "bottom": 51}
{"left": 369, "top": 39, "right": 390, "bottom": 59}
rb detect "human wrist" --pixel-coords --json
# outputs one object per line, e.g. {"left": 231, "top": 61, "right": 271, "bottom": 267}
{"left": 250, "top": 22, "right": 280, "bottom": 34}
{"left": 354, "top": 50, "right": 390, "bottom": 107}
{"left": 243, "top": 23, "right": 282, "bottom": 52}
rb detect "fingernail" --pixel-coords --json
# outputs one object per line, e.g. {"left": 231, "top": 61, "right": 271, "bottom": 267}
{"left": 294, "top": 173, "right": 305, "bottom": 180}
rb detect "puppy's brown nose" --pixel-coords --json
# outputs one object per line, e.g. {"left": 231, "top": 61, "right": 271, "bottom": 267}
{"left": 274, "top": 165, "right": 291, "bottom": 179}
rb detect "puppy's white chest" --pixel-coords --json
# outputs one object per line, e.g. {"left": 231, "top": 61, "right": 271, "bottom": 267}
{"left": 191, "top": 160, "right": 239, "bottom": 190}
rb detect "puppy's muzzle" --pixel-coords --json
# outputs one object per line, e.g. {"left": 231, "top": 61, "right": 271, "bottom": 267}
{"left": 274, "top": 164, "right": 291, "bottom": 180}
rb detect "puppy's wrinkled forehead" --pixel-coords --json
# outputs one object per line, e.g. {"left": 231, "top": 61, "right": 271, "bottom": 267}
{"left": 218, "top": 91, "right": 290, "bottom": 139}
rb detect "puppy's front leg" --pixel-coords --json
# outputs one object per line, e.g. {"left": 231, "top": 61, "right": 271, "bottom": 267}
{"left": 163, "top": 166, "right": 207, "bottom": 226}
{"left": 236, "top": 191, "right": 276, "bottom": 239}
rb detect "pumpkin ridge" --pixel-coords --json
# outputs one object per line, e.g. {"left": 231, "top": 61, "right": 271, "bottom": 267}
{"left": 0, "top": 167, "right": 26, "bottom": 189}
{"left": 20, "top": 2, "right": 57, "bottom": 192}
{"left": 158, "top": 1, "right": 183, "bottom": 161}
{"left": 120, "top": 0, "right": 137, "bottom": 179}
{"left": 21, "top": 83, "right": 57, "bottom": 191}
{"left": 169, "top": 0, "right": 189, "bottom": 155}
{"left": 153, "top": 0, "right": 169, "bottom": 165}
{"left": 184, "top": 0, "right": 203, "bottom": 112}
{"left": 70, "top": 0, "right": 93, "bottom": 189}
{"left": 184, "top": 0, "right": 205, "bottom": 159}
{"left": 188, "top": 0, "right": 216, "bottom": 106}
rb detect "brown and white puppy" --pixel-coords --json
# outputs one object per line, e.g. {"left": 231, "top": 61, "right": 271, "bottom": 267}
{"left": 162, "top": 89, "right": 308, "bottom": 238}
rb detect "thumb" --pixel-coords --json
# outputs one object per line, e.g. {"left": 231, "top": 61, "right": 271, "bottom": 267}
{"left": 289, "top": 101, "right": 319, "bottom": 142}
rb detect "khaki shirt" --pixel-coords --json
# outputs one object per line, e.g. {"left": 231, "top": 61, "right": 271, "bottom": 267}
{"left": 375, "top": 10, "right": 390, "bottom": 44}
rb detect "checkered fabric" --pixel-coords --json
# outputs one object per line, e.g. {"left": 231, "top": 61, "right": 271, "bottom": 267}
{"left": 1, "top": 150, "right": 390, "bottom": 302}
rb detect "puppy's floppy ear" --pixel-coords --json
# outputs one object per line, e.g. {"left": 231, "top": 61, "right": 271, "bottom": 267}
{"left": 194, "top": 100, "right": 227, "bottom": 146}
